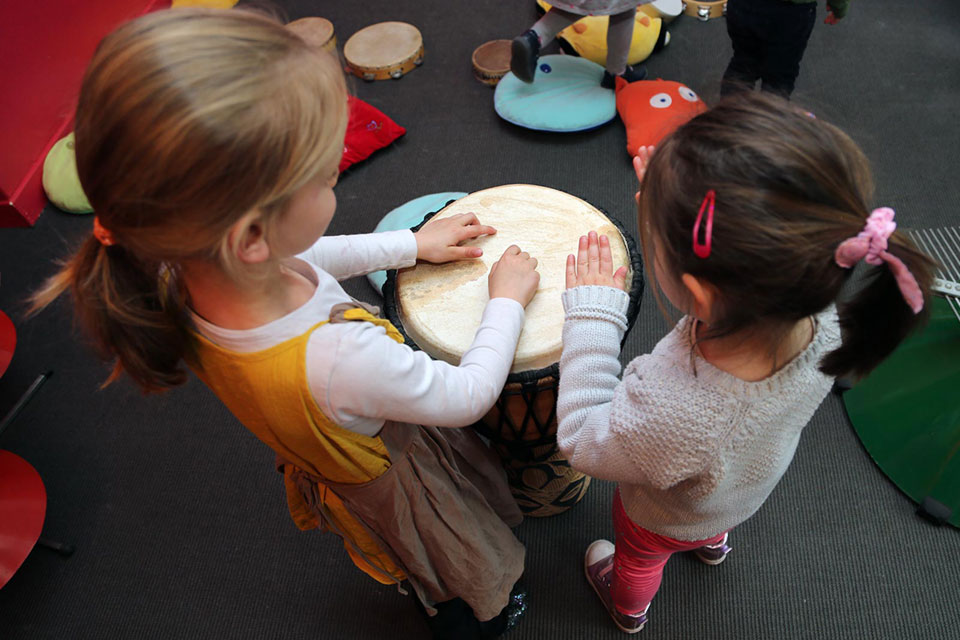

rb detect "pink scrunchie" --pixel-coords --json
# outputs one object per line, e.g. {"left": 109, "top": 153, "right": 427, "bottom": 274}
{"left": 834, "top": 208, "right": 924, "bottom": 314}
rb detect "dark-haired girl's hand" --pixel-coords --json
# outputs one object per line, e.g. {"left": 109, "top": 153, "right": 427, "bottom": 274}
{"left": 566, "top": 231, "right": 628, "bottom": 291}
{"left": 633, "top": 145, "right": 654, "bottom": 204}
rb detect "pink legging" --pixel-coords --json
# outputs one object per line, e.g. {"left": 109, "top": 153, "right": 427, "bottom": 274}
{"left": 611, "top": 489, "right": 728, "bottom": 615}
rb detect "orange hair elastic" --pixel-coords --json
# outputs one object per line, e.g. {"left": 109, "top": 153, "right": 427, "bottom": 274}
{"left": 92, "top": 217, "right": 116, "bottom": 247}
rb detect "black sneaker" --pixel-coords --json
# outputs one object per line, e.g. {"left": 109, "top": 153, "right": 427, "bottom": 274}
{"left": 510, "top": 30, "right": 541, "bottom": 83}
{"left": 601, "top": 65, "right": 648, "bottom": 89}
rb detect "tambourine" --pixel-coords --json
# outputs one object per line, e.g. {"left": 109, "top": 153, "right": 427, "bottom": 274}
{"left": 344, "top": 22, "right": 424, "bottom": 81}
{"left": 683, "top": 1, "right": 726, "bottom": 21}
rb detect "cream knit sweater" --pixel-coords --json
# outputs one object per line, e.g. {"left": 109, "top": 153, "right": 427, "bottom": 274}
{"left": 557, "top": 285, "right": 841, "bottom": 541}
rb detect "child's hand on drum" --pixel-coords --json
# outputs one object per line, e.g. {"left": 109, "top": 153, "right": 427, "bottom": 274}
{"left": 566, "top": 231, "right": 629, "bottom": 291}
{"left": 415, "top": 213, "right": 497, "bottom": 264}
{"left": 489, "top": 245, "right": 540, "bottom": 307}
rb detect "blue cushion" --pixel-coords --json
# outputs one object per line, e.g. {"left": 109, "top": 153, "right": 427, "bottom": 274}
{"left": 494, "top": 55, "right": 616, "bottom": 132}
{"left": 367, "top": 192, "right": 468, "bottom": 294}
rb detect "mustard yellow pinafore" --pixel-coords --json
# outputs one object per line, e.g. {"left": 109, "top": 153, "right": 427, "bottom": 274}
{"left": 186, "top": 305, "right": 524, "bottom": 620}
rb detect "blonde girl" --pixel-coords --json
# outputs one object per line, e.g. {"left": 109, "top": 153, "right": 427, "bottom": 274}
{"left": 32, "top": 9, "right": 540, "bottom": 638}
{"left": 556, "top": 92, "right": 933, "bottom": 633}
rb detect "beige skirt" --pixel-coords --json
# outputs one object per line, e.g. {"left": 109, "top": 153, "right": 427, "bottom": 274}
{"left": 288, "top": 422, "right": 525, "bottom": 621}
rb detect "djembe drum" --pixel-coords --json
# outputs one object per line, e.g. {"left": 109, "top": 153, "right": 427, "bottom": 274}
{"left": 383, "top": 185, "right": 644, "bottom": 517}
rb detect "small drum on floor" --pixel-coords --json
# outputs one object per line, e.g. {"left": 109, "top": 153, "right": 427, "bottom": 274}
{"left": 286, "top": 17, "right": 337, "bottom": 54}
{"left": 344, "top": 21, "right": 424, "bottom": 81}
{"left": 683, "top": 0, "right": 726, "bottom": 21}
{"left": 472, "top": 40, "right": 512, "bottom": 86}
{"left": 383, "top": 185, "right": 644, "bottom": 517}
{"left": 641, "top": 0, "right": 684, "bottom": 23}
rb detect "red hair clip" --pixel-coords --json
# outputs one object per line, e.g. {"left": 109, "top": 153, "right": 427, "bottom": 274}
{"left": 692, "top": 190, "right": 715, "bottom": 259}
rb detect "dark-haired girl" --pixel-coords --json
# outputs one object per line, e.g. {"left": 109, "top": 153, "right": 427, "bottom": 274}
{"left": 555, "top": 92, "right": 932, "bottom": 633}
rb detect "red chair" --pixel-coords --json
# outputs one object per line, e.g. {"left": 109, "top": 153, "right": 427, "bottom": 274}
{"left": 0, "top": 450, "right": 47, "bottom": 587}
{"left": 0, "top": 309, "right": 68, "bottom": 589}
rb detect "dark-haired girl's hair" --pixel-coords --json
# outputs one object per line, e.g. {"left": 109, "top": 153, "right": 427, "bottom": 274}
{"left": 639, "top": 91, "right": 933, "bottom": 379}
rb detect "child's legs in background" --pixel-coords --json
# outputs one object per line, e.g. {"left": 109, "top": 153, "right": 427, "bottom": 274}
{"left": 721, "top": 0, "right": 764, "bottom": 96}
{"left": 531, "top": 7, "right": 581, "bottom": 48}
{"left": 758, "top": 1, "right": 817, "bottom": 97}
{"left": 610, "top": 489, "right": 727, "bottom": 615}
{"left": 605, "top": 9, "right": 637, "bottom": 76}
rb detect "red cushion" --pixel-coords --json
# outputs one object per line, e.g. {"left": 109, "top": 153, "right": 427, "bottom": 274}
{"left": 339, "top": 95, "right": 406, "bottom": 172}
{"left": 615, "top": 78, "right": 706, "bottom": 157}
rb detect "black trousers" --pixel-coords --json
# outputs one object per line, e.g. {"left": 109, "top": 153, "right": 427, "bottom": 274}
{"left": 721, "top": 0, "right": 817, "bottom": 98}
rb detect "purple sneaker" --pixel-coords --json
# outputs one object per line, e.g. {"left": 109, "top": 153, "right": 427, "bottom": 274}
{"left": 584, "top": 540, "right": 648, "bottom": 634}
{"left": 693, "top": 533, "right": 732, "bottom": 565}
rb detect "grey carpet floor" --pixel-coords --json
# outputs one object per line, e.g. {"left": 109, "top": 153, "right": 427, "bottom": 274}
{"left": 1, "top": 1, "right": 958, "bottom": 638}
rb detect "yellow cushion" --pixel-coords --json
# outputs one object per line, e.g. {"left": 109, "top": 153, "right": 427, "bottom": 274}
{"left": 537, "top": 1, "right": 665, "bottom": 66}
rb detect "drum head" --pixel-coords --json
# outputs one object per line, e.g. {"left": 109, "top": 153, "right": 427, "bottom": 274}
{"left": 344, "top": 21, "right": 422, "bottom": 68}
{"left": 395, "top": 185, "right": 632, "bottom": 373}
{"left": 287, "top": 17, "right": 335, "bottom": 51}
{"left": 645, "top": 0, "right": 683, "bottom": 19}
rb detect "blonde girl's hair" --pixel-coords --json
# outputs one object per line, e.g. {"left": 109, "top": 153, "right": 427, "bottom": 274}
{"left": 639, "top": 91, "right": 934, "bottom": 379}
{"left": 29, "top": 7, "right": 348, "bottom": 392}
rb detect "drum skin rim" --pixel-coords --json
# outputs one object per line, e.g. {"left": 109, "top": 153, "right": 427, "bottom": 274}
{"left": 382, "top": 189, "right": 645, "bottom": 384}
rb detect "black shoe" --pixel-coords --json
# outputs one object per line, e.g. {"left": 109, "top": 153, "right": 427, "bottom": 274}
{"left": 478, "top": 582, "right": 528, "bottom": 638}
{"left": 511, "top": 30, "right": 541, "bottom": 83}
{"left": 601, "top": 65, "right": 648, "bottom": 89}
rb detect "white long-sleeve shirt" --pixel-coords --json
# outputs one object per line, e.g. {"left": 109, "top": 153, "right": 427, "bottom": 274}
{"left": 191, "top": 230, "right": 525, "bottom": 436}
{"left": 556, "top": 285, "right": 841, "bottom": 541}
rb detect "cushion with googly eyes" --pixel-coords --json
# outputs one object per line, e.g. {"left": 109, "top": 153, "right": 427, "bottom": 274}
{"left": 615, "top": 78, "right": 707, "bottom": 156}
{"left": 494, "top": 55, "right": 616, "bottom": 132}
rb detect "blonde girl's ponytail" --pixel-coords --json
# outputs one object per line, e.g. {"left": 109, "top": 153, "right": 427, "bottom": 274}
{"left": 30, "top": 233, "right": 191, "bottom": 392}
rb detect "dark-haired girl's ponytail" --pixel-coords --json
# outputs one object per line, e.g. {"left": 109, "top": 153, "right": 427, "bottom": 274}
{"left": 820, "top": 211, "right": 934, "bottom": 379}
{"left": 30, "top": 233, "right": 191, "bottom": 393}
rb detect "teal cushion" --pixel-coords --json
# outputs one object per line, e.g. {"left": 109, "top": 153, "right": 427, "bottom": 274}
{"left": 494, "top": 55, "right": 616, "bottom": 132}
{"left": 367, "top": 192, "right": 467, "bottom": 294}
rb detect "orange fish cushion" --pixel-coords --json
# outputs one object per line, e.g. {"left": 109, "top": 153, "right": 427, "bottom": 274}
{"left": 615, "top": 77, "right": 706, "bottom": 156}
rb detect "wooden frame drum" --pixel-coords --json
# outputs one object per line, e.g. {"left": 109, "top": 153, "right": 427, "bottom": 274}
{"left": 286, "top": 17, "right": 336, "bottom": 54}
{"left": 641, "top": 0, "right": 684, "bottom": 23}
{"left": 383, "top": 185, "right": 644, "bottom": 517}
{"left": 344, "top": 21, "right": 424, "bottom": 81}
{"left": 472, "top": 40, "right": 512, "bottom": 87}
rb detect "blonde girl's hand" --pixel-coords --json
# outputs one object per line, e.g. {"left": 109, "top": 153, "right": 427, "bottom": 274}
{"left": 415, "top": 212, "right": 497, "bottom": 263}
{"left": 566, "top": 231, "right": 628, "bottom": 291}
{"left": 489, "top": 245, "right": 540, "bottom": 307}
{"left": 633, "top": 145, "right": 655, "bottom": 204}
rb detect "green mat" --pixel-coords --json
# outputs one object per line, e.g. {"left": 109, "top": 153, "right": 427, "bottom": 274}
{"left": 843, "top": 296, "right": 960, "bottom": 527}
